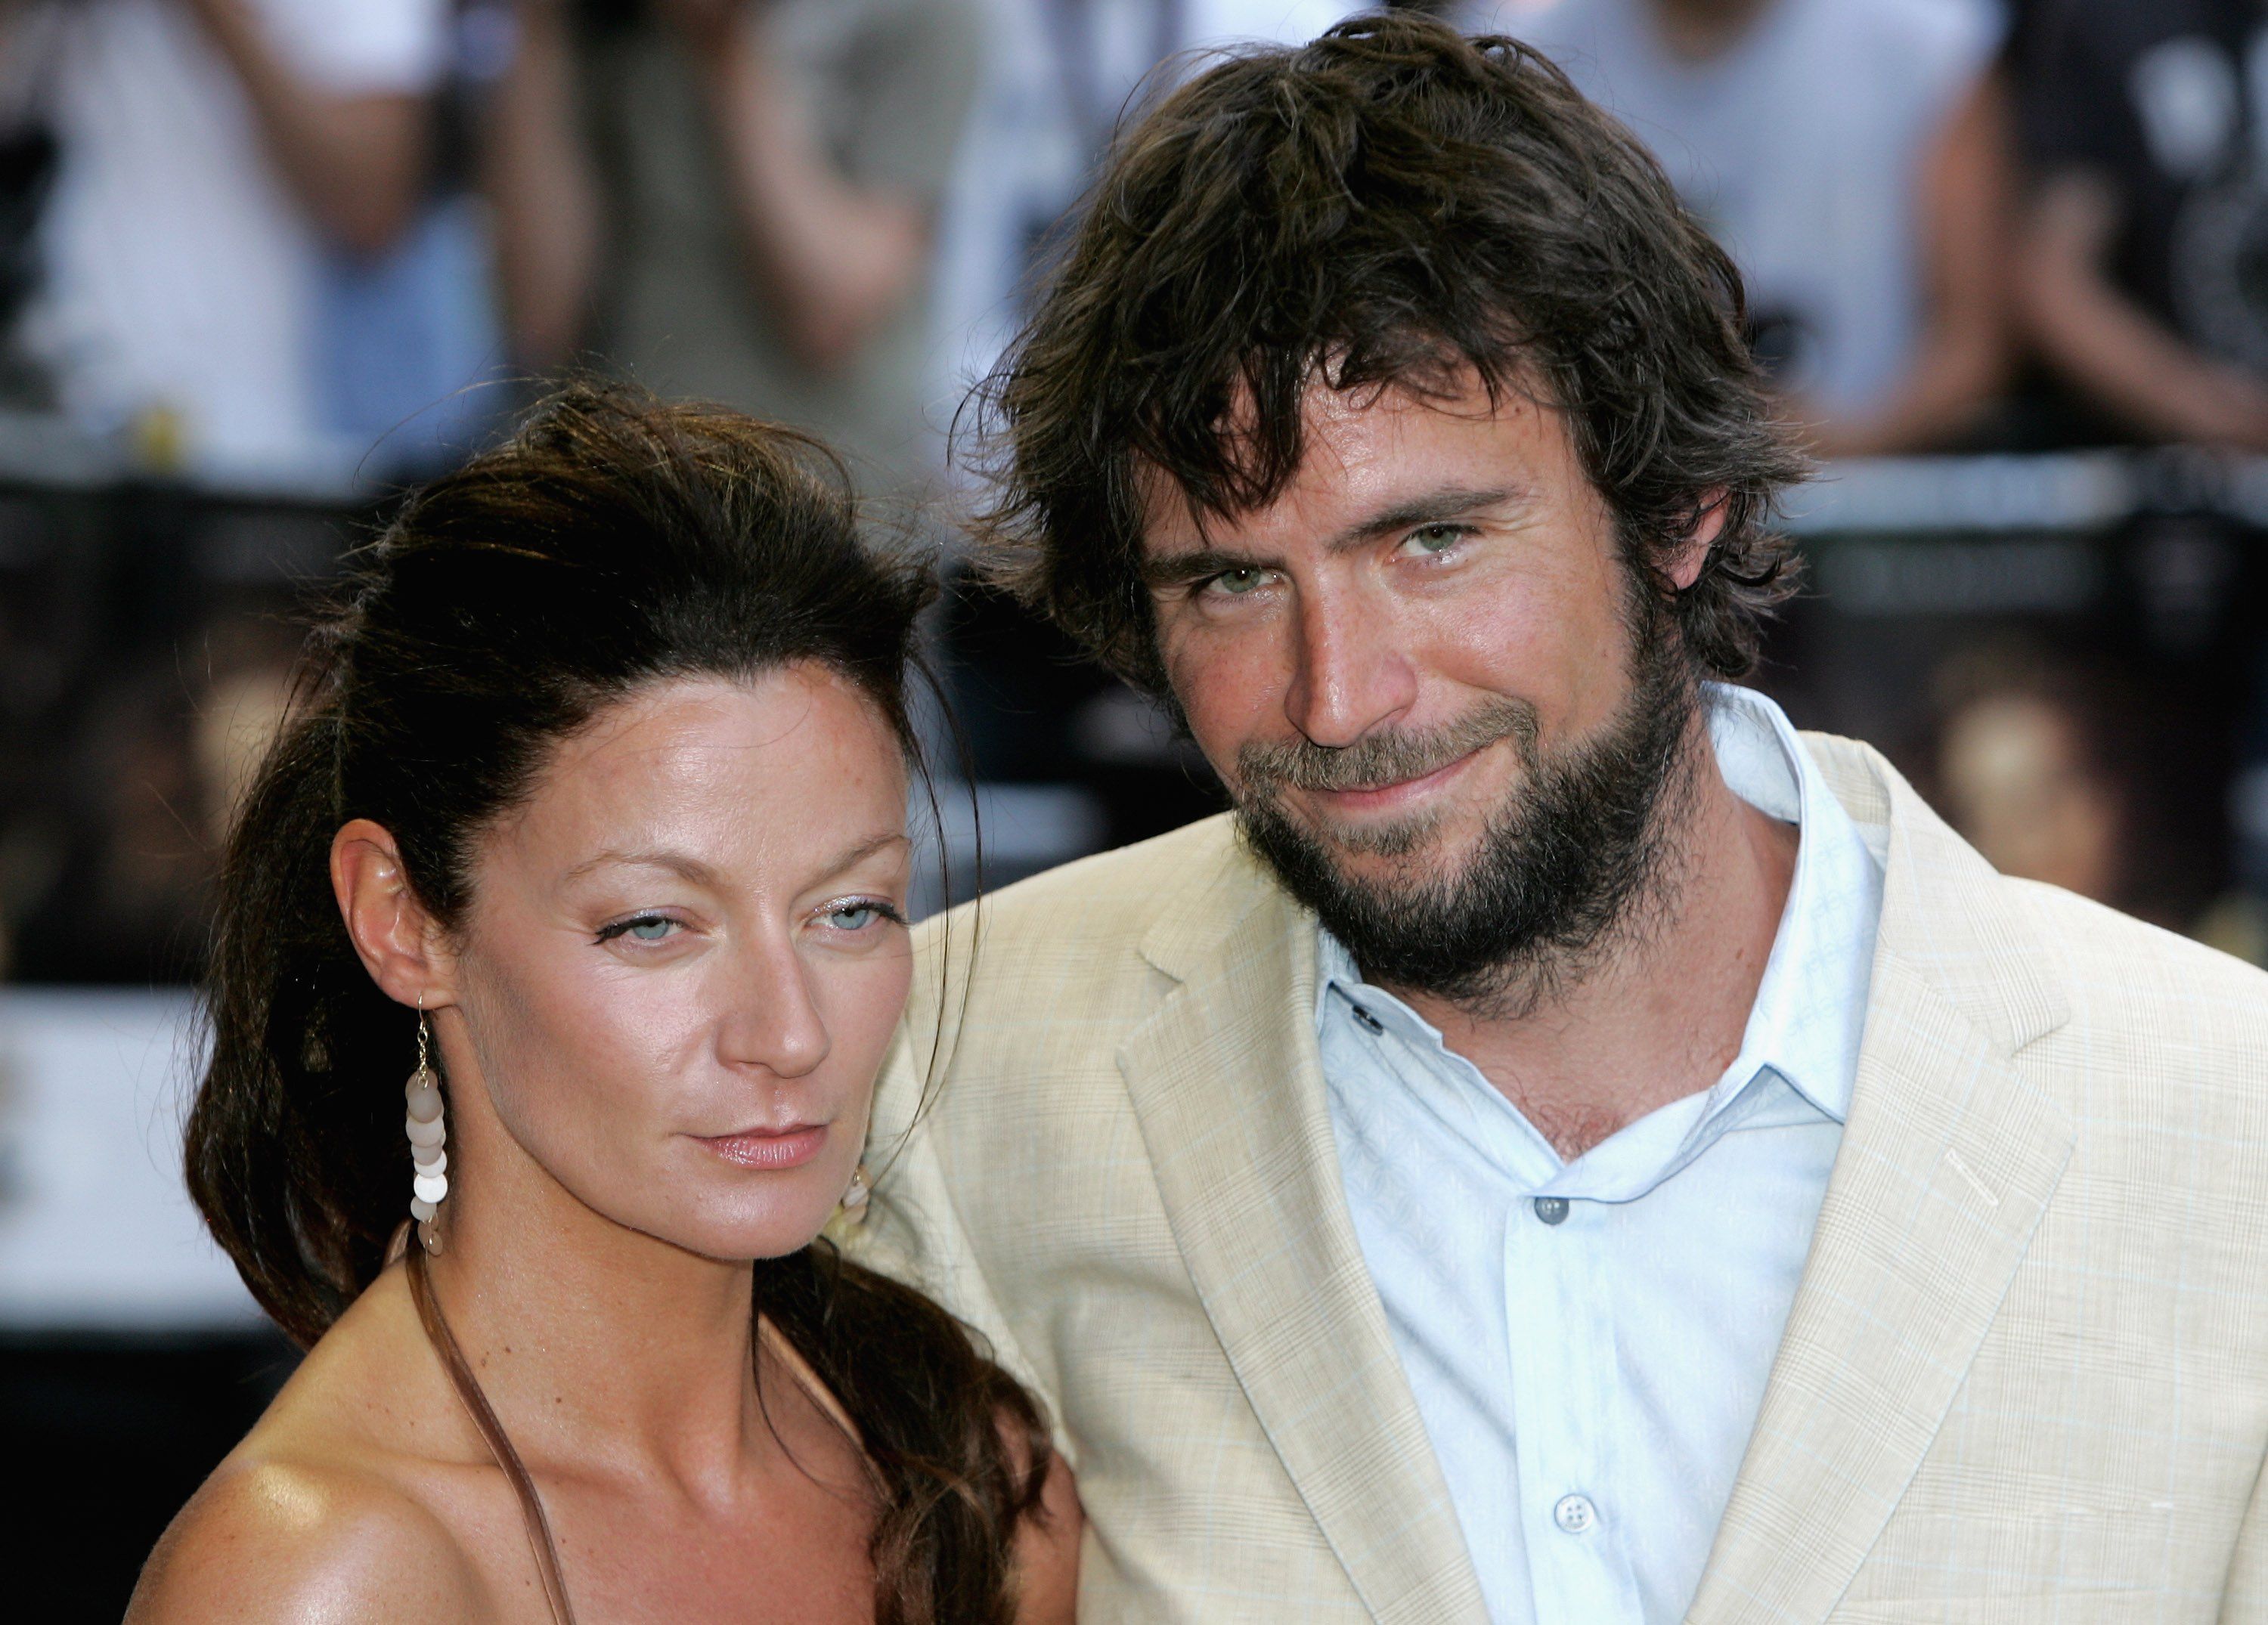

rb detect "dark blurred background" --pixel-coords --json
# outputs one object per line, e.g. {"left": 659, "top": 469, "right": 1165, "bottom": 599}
{"left": 5, "top": 0, "right": 2266, "bottom": 1614}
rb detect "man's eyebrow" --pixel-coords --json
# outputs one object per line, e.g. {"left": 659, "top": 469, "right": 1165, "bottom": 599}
{"left": 1139, "top": 484, "right": 1526, "bottom": 587}
{"left": 1139, "top": 546, "right": 1264, "bottom": 589}
{"left": 1324, "top": 484, "right": 1525, "bottom": 552}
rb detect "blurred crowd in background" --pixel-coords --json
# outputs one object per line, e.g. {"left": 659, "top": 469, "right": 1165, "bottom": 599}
{"left": 2, "top": 0, "right": 2267, "bottom": 993}
{"left": 7, "top": 2, "right": 2268, "bottom": 1611}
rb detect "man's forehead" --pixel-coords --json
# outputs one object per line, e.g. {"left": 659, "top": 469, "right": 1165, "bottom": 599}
{"left": 1134, "top": 370, "right": 1555, "bottom": 556}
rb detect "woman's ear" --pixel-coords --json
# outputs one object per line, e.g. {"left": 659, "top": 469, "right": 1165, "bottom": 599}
{"left": 331, "top": 819, "right": 454, "bottom": 1010}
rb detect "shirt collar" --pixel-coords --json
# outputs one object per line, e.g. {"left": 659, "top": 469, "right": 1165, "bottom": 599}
{"left": 1315, "top": 683, "right": 1882, "bottom": 1130}
{"left": 1701, "top": 682, "right": 1880, "bottom": 1125}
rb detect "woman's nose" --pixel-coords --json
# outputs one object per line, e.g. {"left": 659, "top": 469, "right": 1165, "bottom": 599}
{"left": 715, "top": 936, "right": 831, "bottom": 1079}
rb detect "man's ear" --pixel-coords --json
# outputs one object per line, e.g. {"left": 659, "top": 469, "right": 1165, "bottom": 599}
{"left": 330, "top": 818, "right": 454, "bottom": 1011}
{"left": 1664, "top": 488, "right": 1731, "bottom": 591}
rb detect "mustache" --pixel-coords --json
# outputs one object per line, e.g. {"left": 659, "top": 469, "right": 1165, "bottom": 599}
{"left": 1235, "top": 698, "right": 1538, "bottom": 796}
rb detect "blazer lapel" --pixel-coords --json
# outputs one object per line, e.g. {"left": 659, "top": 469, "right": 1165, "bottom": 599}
{"left": 1687, "top": 740, "right": 2077, "bottom": 1625}
{"left": 1118, "top": 865, "right": 1489, "bottom": 1625}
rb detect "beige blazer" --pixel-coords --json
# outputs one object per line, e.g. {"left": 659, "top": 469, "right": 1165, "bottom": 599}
{"left": 850, "top": 734, "right": 2268, "bottom": 1622}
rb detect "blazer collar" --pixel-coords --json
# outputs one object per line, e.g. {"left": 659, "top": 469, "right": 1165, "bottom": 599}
{"left": 1686, "top": 735, "right": 2077, "bottom": 1623}
{"left": 1123, "top": 822, "right": 1491, "bottom": 1625}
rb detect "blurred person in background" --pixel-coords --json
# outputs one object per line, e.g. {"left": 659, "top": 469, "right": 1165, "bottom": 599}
{"left": 7, "top": 0, "right": 495, "bottom": 479}
{"left": 3, "top": 611, "right": 298, "bottom": 983}
{"left": 486, "top": 0, "right": 983, "bottom": 500}
{"left": 6, "top": 660, "right": 209, "bottom": 983}
{"left": 1476, "top": 0, "right": 2012, "bottom": 457}
{"left": 0, "top": 2, "right": 59, "bottom": 406}
{"left": 2012, "top": 0, "right": 2268, "bottom": 967}
{"left": 928, "top": 0, "right": 1368, "bottom": 401}
{"left": 1928, "top": 645, "right": 2132, "bottom": 911}
{"left": 2013, "top": 0, "right": 2268, "bottom": 450}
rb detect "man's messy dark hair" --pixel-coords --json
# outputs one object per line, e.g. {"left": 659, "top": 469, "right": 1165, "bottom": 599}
{"left": 969, "top": 11, "right": 1808, "bottom": 695}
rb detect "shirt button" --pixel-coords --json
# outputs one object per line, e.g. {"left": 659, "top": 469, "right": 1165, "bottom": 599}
{"left": 1532, "top": 1196, "right": 1569, "bottom": 1225}
{"left": 1554, "top": 1493, "right": 1597, "bottom": 1534}
{"left": 1350, "top": 1003, "right": 1385, "bottom": 1035}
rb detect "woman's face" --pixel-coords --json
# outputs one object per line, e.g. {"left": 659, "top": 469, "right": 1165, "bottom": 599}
{"left": 444, "top": 665, "right": 913, "bottom": 1261}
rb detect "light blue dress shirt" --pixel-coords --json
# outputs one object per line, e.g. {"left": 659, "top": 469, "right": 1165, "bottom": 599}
{"left": 1318, "top": 685, "right": 1887, "bottom": 1625}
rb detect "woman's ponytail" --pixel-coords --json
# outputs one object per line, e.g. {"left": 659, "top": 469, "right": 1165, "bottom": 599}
{"left": 187, "top": 694, "right": 416, "bottom": 1348}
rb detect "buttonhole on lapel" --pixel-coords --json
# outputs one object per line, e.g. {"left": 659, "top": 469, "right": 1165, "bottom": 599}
{"left": 1942, "top": 1148, "right": 2000, "bottom": 1209}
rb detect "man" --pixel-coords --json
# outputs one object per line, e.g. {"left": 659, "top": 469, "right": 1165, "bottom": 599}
{"left": 852, "top": 15, "right": 2268, "bottom": 1621}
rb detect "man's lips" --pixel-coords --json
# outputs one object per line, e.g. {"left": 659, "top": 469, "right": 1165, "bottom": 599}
{"left": 696, "top": 1124, "right": 827, "bottom": 1170}
{"left": 1300, "top": 744, "right": 1487, "bottom": 817}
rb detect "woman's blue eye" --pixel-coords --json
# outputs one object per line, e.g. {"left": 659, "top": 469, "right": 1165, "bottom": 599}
{"left": 599, "top": 915, "right": 680, "bottom": 944}
{"left": 829, "top": 904, "right": 883, "bottom": 930}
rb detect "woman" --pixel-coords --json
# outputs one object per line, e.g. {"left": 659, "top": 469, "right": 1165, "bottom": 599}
{"left": 127, "top": 383, "right": 1080, "bottom": 1623}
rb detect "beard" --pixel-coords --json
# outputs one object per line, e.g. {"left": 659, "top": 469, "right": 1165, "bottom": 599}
{"left": 1231, "top": 617, "right": 1701, "bottom": 1017}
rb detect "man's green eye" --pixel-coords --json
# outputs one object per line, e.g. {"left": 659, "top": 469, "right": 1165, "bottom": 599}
{"left": 1405, "top": 525, "right": 1463, "bottom": 554}
{"left": 1212, "top": 568, "right": 1266, "bottom": 595}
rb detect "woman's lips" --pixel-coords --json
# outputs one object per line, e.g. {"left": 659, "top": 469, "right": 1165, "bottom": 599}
{"left": 697, "top": 1125, "right": 827, "bottom": 1170}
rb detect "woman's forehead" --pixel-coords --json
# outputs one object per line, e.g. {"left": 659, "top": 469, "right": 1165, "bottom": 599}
{"left": 486, "top": 670, "right": 909, "bottom": 875}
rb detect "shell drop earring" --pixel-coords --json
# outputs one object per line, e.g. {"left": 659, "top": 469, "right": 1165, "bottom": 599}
{"left": 840, "top": 1163, "right": 871, "bottom": 1224}
{"left": 404, "top": 1006, "right": 448, "bottom": 1255}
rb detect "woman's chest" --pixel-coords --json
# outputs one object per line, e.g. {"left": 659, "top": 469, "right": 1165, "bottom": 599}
{"left": 435, "top": 1462, "right": 878, "bottom": 1624}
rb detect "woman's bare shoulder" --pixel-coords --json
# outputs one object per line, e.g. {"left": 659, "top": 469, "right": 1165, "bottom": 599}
{"left": 125, "top": 1448, "right": 485, "bottom": 1625}
{"left": 129, "top": 1276, "right": 491, "bottom": 1624}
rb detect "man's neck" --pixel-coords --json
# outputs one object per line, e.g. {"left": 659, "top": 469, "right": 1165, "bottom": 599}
{"left": 1390, "top": 723, "right": 1799, "bottom": 1162}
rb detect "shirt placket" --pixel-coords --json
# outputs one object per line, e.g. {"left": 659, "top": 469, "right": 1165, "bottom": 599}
{"left": 1504, "top": 1188, "right": 1645, "bottom": 1623}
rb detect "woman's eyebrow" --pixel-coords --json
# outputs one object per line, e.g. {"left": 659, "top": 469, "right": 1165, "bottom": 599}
{"left": 562, "top": 849, "right": 720, "bottom": 887}
{"left": 819, "top": 831, "right": 912, "bottom": 878}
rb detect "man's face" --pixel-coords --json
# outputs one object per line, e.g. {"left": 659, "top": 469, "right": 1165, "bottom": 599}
{"left": 1141, "top": 369, "right": 1706, "bottom": 1004}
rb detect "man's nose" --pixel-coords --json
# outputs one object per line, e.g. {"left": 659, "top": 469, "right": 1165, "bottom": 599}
{"left": 717, "top": 936, "right": 831, "bottom": 1080}
{"left": 1282, "top": 587, "right": 1418, "bottom": 749}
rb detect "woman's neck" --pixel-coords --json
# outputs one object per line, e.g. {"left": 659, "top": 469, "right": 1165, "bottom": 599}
{"left": 416, "top": 1153, "right": 770, "bottom": 1503}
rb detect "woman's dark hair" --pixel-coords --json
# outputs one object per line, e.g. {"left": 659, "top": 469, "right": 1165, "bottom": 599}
{"left": 186, "top": 381, "right": 1046, "bottom": 1625}
{"left": 973, "top": 11, "right": 1809, "bottom": 691}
